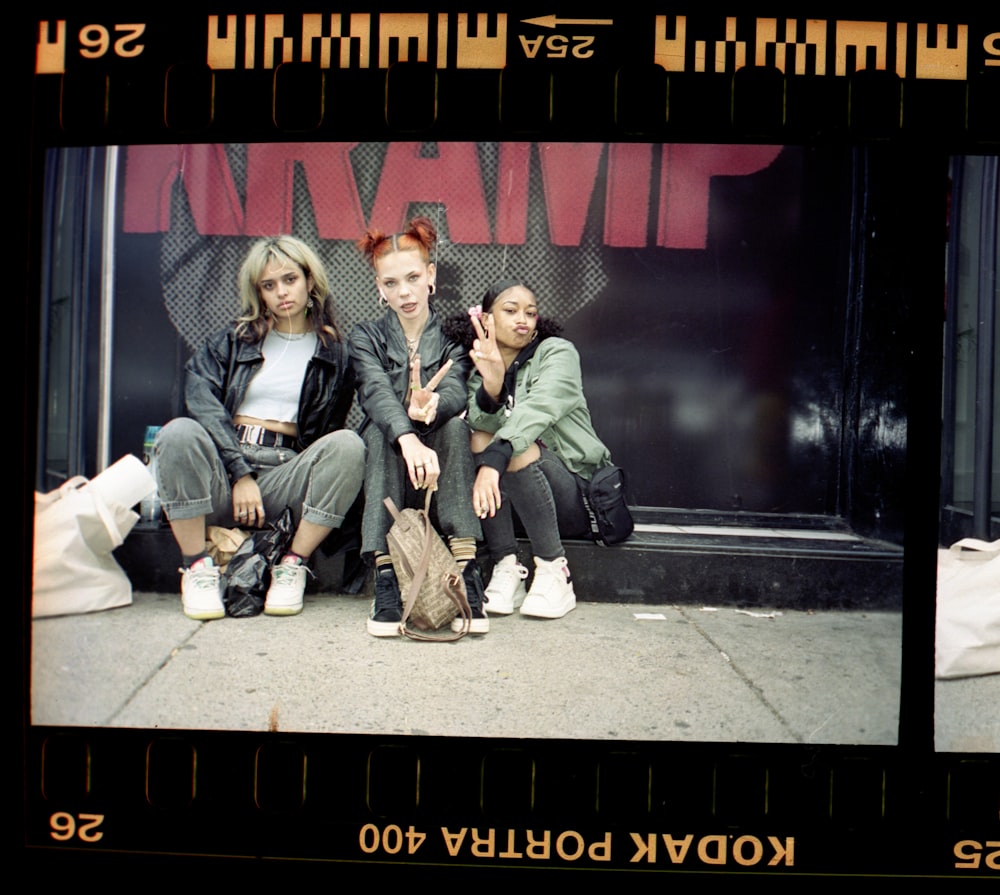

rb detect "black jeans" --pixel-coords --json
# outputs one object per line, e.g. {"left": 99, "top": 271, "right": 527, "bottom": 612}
{"left": 480, "top": 446, "right": 589, "bottom": 561}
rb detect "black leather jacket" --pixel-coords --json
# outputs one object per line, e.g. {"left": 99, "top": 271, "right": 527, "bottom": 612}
{"left": 184, "top": 327, "right": 355, "bottom": 485}
{"left": 349, "top": 309, "right": 472, "bottom": 445}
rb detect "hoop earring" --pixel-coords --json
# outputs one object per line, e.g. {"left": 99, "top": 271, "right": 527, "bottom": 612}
{"left": 428, "top": 283, "right": 435, "bottom": 296}
{"left": 377, "top": 289, "right": 388, "bottom": 308}
{"left": 530, "top": 330, "right": 538, "bottom": 342}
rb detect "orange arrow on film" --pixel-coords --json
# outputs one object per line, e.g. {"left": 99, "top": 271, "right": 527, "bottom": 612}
{"left": 522, "top": 15, "right": 614, "bottom": 28}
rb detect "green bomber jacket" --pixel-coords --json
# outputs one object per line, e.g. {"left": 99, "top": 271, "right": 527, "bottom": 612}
{"left": 466, "top": 336, "right": 612, "bottom": 481}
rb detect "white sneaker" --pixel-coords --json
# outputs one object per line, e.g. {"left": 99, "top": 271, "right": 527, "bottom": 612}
{"left": 265, "top": 557, "right": 308, "bottom": 616}
{"left": 520, "top": 556, "right": 576, "bottom": 619}
{"left": 485, "top": 555, "right": 529, "bottom": 615}
{"left": 180, "top": 557, "right": 225, "bottom": 620}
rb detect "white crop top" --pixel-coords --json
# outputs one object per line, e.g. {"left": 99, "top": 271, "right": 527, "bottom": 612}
{"left": 236, "top": 328, "right": 317, "bottom": 423}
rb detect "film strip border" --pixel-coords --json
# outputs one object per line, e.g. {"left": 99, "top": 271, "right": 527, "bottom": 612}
{"left": 21, "top": 5, "right": 1000, "bottom": 878}
{"left": 23, "top": 728, "right": 1000, "bottom": 874}
{"left": 28, "top": 10, "right": 1000, "bottom": 146}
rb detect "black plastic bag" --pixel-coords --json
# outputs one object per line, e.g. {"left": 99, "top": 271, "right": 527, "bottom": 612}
{"left": 223, "top": 507, "right": 295, "bottom": 617}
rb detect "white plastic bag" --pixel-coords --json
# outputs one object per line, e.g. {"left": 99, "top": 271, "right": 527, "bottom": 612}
{"left": 935, "top": 538, "right": 1000, "bottom": 679}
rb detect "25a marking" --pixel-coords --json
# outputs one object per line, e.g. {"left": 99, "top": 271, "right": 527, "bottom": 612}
{"left": 49, "top": 812, "right": 105, "bottom": 843}
{"left": 519, "top": 34, "right": 595, "bottom": 59}
{"left": 78, "top": 24, "right": 145, "bottom": 59}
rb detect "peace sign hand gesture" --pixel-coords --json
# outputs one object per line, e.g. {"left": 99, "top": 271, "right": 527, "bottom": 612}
{"left": 469, "top": 312, "right": 505, "bottom": 400}
{"left": 407, "top": 355, "right": 452, "bottom": 427}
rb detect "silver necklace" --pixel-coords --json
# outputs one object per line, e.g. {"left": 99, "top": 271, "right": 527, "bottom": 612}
{"left": 405, "top": 334, "right": 422, "bottom": 363}
{"left": 272, "top": 328, "right": 310, "bottom": 341}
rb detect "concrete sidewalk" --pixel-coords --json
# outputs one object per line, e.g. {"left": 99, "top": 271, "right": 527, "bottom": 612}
{"left": 31, "top": 588, "right": 921, "bottom": 747}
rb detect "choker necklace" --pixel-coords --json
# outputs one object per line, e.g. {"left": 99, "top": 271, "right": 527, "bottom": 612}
{"left": 272, "top": 328, "right": 311, "bottom": 341}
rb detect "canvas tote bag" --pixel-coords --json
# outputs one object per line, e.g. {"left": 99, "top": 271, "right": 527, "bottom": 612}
{"left": 33, "top": 455, "right": 154, "bottom": 618}
{"left": 935, "top": 538, "right": 1000, "bottom": 679}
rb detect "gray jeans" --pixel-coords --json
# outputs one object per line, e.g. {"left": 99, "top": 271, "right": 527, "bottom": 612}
{"left": 360, "top": 416, "right": 482, "bottom": 556}
{"left": 154, "top": 417, "right": 365, "bottom": 530}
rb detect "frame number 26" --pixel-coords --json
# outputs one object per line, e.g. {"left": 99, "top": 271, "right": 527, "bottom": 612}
{"left": 49, "top": 812, "right": 104, "bottom": 843}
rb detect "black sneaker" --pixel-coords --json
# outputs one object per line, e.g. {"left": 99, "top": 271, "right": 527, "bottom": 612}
{"left": 453, "top": 562, "right": 490, "bottom": 634}
{"left": 367, "top": 565, "right": 403, "bottom": 637}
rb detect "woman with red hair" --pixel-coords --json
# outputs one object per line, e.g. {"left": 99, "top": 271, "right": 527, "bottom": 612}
{"left": 350, "top": 216, "right": 487, "bottom": 636}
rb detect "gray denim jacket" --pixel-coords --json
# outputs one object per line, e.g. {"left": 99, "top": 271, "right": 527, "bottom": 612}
{"left": 349, "top": 309, "right": 472, "bottom": 446}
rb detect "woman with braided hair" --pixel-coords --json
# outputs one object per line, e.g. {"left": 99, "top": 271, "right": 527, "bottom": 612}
{"left": 444, "top": 278, "right": 614, "bottom": 620}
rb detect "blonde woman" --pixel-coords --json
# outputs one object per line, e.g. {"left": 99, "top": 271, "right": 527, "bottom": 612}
{"left": 155, "top": 236, "right": 364, "bottom": 619}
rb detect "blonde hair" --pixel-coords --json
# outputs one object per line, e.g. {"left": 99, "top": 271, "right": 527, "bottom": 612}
{"left": 235, "top": 235, "right": 340, "bottom": 343}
